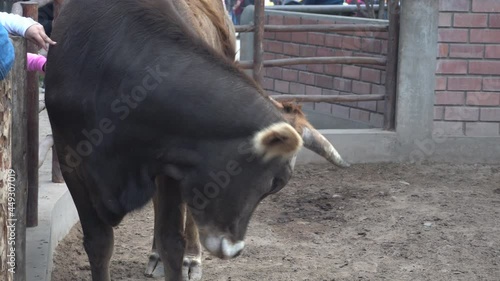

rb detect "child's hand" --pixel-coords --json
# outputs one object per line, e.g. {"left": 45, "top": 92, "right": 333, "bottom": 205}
{"left": 25, "top": 23, "right": 56, "bottom": 51}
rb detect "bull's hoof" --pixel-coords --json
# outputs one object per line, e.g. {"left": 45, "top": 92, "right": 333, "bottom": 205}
{"left": 182, "top": 256, "right": 202, "bottom": 281}
{"left": 144, "top": 252, "right": 164, "bottom": 278}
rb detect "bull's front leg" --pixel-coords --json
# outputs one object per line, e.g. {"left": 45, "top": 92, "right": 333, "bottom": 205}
{"left": 153, "top": 176, "right": 186, "bottom": 281}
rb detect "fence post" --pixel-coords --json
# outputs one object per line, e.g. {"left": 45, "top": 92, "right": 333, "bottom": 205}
{"left": 21, "top": 1, "right": 39, "bottom": 228}
{"left": 384, "top": 0, "right": 400, "bottom": 130}
{"left": 252, "top": 0, "right": 265, "bottom": 85}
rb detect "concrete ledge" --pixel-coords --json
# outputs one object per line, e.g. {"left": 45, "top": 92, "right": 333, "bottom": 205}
{"left": 26, "top": 180, "right": 78, "bottom": 281}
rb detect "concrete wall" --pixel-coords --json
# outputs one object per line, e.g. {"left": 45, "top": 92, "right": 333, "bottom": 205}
{"left": 435, "top": 0, "right": 500, "bottom": 137}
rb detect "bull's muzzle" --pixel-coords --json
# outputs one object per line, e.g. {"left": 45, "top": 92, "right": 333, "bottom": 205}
{"left": 203, "top": 235, "right": 245, "bottom": 260}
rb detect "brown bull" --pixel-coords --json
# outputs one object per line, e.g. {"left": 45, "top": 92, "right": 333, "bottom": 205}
{"left": 144, "top": 1, "right": 348, "bottom": 280}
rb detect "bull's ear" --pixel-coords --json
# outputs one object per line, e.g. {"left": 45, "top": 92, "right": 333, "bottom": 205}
{"left": 252, "top": 122, "right": 303, "bottom": 161}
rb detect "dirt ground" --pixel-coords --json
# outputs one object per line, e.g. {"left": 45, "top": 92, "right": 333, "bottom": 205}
{"left": 52, "top": 163, "right": 500, "bottom": 281}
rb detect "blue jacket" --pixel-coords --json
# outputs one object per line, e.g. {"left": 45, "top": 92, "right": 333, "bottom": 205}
{"left": 0, "top": 25, "right": 15, "bottom": 80}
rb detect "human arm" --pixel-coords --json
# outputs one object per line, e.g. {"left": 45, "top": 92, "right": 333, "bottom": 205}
{"left": 0, "top": 12, "right": 56, "bottom": 50}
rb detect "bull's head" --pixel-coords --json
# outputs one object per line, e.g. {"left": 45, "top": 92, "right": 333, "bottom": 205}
{"left": 183, "top": 121, "right": 304, "bottom": 259}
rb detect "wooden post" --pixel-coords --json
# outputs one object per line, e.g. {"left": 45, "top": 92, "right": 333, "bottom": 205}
{"left": 383, "top": 0, "right": 400, "bottom": 130}
{"left": 21, "top": 1, "right": 39, "bottom": 228}
{"left": 252, "top": 0, "right": 265, "bottom": 85}
{"left": 0, "top": 36, "right": 28, "bottom": 281}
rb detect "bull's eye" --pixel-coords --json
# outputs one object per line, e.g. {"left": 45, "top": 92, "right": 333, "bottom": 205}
{"left": 270, "top": 177, "right": 285, "bottom": 194}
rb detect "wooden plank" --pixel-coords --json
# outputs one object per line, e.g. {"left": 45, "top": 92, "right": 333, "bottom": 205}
{"left": 239, "top": 56, "right": 386, "bottom": 69}
{"left": 384, "top": 0, "right": 400, "bottom": 130}
{"left": 271, "top": 94, "right": 385, "bottom": 103}
{"left": 21, "top": 2, "right": 39, "bottom": 228}
{"left": 11, "top": 36, "right": 28, "bottom": 281}
{"left": 235, "top": 24, "right": 388, "bottom": 33}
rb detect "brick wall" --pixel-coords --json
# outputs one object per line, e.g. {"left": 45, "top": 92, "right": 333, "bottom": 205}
{"left": 262, "top": 13, "right": 388, "bottom": 128}
{"left": 436, "top": 0, "right": 500, "bottom": 136}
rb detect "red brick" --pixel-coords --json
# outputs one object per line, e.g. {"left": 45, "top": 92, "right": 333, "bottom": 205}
{"left": 472, "top": 0, "right": 500, "bottom": 12}
{"left": 350, "top": 108, "right": 370, "bottom": 122}
{"left": 438, "top": 29, "right": 469, "bottom": 43}
{"left": 317, "top": 47, "right": 334, "bottom": 57}
{"left": 361, "top": 68, "right": 381, "bottom": 84}
{"left": 438, "top": 43, "right": 449, "bottom": 58}
{"left": 434, "top": 106, "right": 445, "bottom": 120}
{"left": 352, "top": 81, "right": 371, "bottom": 95}
{"left": 489, "top": 14, "right": 500, "bottom": 28}
{"left": 267, "top": 41, "right": 283, "bottom": 53}
{"left": 434, "top": 121, "right": 464, "bottom": 136}
{"left": 299, "top": 72, "right": 315, "bottom": 85}
{"left": 342, "top": 37, "right": 362, "bottom": 50}
{"left": 435, "top": 91, "right": 465, "bottom": 105}
{"left": 454, "top": 14, "right": 488, "bottom": 28}
{"left": 274, "top": 80, "right": 290, "bottom": 93}
{"left": 301, "top": 18, "right": 318, "bottom": 25}
{"left": 485, "top": 45, "right": 500, "bottom": 58}
{"left": 276, "top": 32, "right": 292, "bottom": 41}
{"left": 263, "top": 52, "right": 275, "bottom": 61}
{"left": 314, "top": 103, "right": 332, "bottom": 114}
{"left": 291, "top": 32, "right": 308, "bottom": 44}
{"left": 444, "top": 107, "right": 480, "bottom": 121}
{"left": 447, "top": 77, "right": 482, "bottom": 91}
{"left": 316, "top": 75, "right": 333, "bottom": 88}
{"left": 376, "top": 100, "right": 385, "bottom": 113}
{"left": 381, "top": 41, "right": 388, "bottom": 54}
{"left": 290, "top": 82, "right": 305, "bottom": 95}
{"left": 282, "top": 69, "right": 298, "bottom": 82}
{"left": 266, "top": 67, "right": 282, "bottom": 79}
{"left": 324, "top": 64, "right": 342, "bottom": 76}
{"left": 299, "top": 45, "right": 316, "bottom": 57}
{"left": 470, "top": 30, "right": 500, "bottom": 43}
{"left": 358, "top": 101, "right": 377, "bottom": 112}
{"left": 483, "top": 77, "right": 500, "bottom": 91}
{"left": 361, "top": 38, "right": 382, "bottom": 53}
{"left": 465, "top": 122, "right": 500, "bottom": 136}
{"left": 342, "top": 65, "right": 361, "bottom": 79}
{"left": 469, "top": 61, "right": 500, "bottom": 75}
{"left": 372, "top": 84, "right": 386, "bottom": 95}
{"left": 306, "top": 85, "right": 322, "bottom": 95}
{"left": 264, "top": 32, "right": 275, "bottom": 40}
{"left": 284, "top": 17, "right": 300, "bottom": 25}
{"left": 306, "top": 64, "right": 324, "bottom": 74}
{"left": 283, "top": 43, "right": 300, "bottom": 56}
{"left": 322, "top": 89, "right": 340, "bottom": 96}
{"left": 440, "top": 0, "right": 470, "bottom": 11}
{"left": 436, "top": 60, "right": 468, "bottom": 74}
{"left": 467, "top": 92, "right": 500, "bottom": 106}
{"left": 333, "top": 78, "right": 352, "bottom": 92}
{"left": 263, "top": 78, "right": 274, "bottom": 91}
{"left": 480, "top": 108, "right": 500, "bottom": 121}
{"left": 268, "top": 15, "right": 284, "bottom": 25}
{"left": 436, "top": 77, "right": 447, "bottom": 91}
{"left": 439, "top": 13, "right": 453, "bottom": 27}
{"left": 325, "top": 34, "right": 343, "bottom": 48}
{"left": 308, "top": 33, "right": 325, "bottom": 46}
{"left": 449, "top": 44, "right": 484, "bottom": 58}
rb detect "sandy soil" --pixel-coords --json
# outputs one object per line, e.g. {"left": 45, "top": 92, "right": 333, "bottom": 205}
{"left": 52, "top": 163, "right": 500, "bottom": 281}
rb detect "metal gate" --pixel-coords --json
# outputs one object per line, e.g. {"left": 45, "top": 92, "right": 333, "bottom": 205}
{"left": 235, "top": 0, "right": 400, "bottom": 130}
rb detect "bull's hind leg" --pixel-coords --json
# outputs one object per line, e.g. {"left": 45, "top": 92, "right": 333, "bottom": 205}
{"left": 62, "top": 172, "right": 114, "bottom": 281}
{"left": 182, "top": 210, "right": 202, "bottom": 281}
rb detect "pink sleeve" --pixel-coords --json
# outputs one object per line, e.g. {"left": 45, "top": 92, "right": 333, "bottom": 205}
{"left": 27, "top": 53, "right": 46, "bottom": 73}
